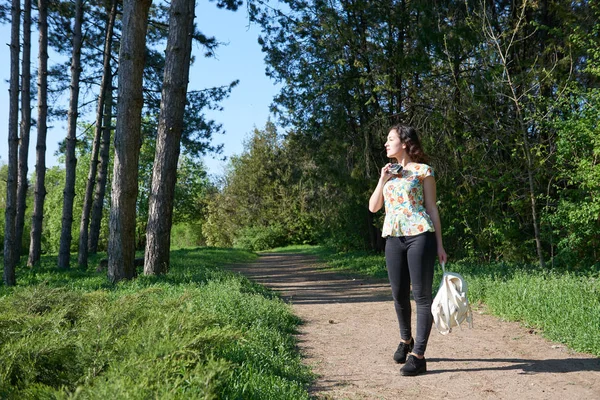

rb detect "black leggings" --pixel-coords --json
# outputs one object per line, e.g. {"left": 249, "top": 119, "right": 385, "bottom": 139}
{"left": 385, "top": 231, "right": 436, "bottom": 356}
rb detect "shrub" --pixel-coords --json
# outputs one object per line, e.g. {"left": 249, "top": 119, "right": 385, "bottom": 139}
{"left": 233, "top": 225, "right": 289, "bottom": 251}
{"left": 171, "top": 222, "right": 205, "bottom": 249}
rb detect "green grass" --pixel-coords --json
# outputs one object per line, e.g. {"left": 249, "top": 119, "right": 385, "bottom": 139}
{"left": 0, "top": 247, "right": 313, "bottom": 399}
{"left": 270, "top": 245, "right": 600, "bottom": 357}
{"left": 452, "top": 261, "right": 600, "bottom": 356}
{"left": 263, "top": 244, "right": 332, "bottom": 256}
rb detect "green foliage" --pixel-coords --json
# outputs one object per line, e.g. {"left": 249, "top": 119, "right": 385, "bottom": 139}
{"left": 266, "top": 244, "right": 333, "bottom": 255}
{"left": 201, "top": 189, "right": 237, "bottom": 248}
{"left": 173, "top": 156, "right": 211, "bottom": 224}
{"left": 203, "top": 122, "right": 322, "bottom": 249}
{"left": 223, "top": 122, "right": 282, "bottom": 226}
{"left": 233, "top": 224, "right": 288, "bottom": 252}
{"left": 540, "top": 87, "right": 600, "bottom": 268}
{"left": 19, "top": 127, "right": 212, "bottom": 257}
{"left": 42, "top": 165, "right": 84, "bottom": 255}
{"left": 170, "top": 222, "right": 205, "bottom": 249}
{"left": 245, "top": 0, "right": 600, "bottom": 268}
{"left": 0, "top": 247, "right": 313, "bottom": 399}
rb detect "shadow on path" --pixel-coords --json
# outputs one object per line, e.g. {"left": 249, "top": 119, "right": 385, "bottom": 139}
{"left": 227, "top": 252, "right": 392, "bottom": 304}
{"left": 427, "top": 357, "right": 600, "bottom": 374}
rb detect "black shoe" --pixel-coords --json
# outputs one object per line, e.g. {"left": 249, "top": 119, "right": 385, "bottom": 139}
{"left": 400, "top": 354, "right": 427, "bottom": 376}
{"left": 393, "top": 338, "right": 414, "bottom": 364}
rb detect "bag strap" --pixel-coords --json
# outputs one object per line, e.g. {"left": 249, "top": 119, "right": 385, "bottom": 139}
{"left": 441, "top": 262, "right": 446, "bottom": 274}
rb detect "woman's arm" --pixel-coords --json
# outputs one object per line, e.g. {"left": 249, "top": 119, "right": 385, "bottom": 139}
{"left": 423, "top": 176, "right": 448, "bottom": 264}
{"left": 369, "top": 164, "right": 393, "bottom": 213}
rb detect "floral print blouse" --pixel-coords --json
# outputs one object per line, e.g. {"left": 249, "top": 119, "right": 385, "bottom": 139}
{"left": 381, "top": 163, "right": 435, "bottom": 237}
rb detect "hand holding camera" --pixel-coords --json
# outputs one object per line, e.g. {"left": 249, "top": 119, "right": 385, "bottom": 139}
{"left": 388, "top": 163, "right": 403, "bottom": 175}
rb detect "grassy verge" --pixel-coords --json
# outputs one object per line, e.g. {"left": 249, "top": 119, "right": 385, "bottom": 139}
{"left": 0, "top": 248, "right": 313, "bottom": 399}
{"left": 453, "top": 260, "right": 600, "bottom": 356}
{"left": 269, "top": 245, "right": 600, "bottom": 357}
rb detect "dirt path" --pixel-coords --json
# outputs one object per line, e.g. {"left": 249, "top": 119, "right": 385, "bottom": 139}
{"left": 226, "top": 253, "right": 600, "bottom": 400}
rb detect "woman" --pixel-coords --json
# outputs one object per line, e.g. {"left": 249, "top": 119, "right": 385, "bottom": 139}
{"left": 368, "top": 124, "right": 447, "bottom": 376}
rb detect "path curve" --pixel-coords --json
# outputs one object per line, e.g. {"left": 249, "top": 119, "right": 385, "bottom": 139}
{"left": 227, "top": 253, "right": 600, "bottom": 400}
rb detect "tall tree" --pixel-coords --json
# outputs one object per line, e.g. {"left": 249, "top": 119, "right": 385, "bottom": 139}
{"left": 3, "top": 0, "right": 20, "bottom": 286}
{"left": 108, "top": 0, "right": 152, "bottom": 283}
{"left": 15, "top": 0, "right": 32, "bottom": 257}
{"left": 144, "top": 0, "right": 196, "bottom": 275}
{"left": 78, "top": 0, "right": 117, "bottom": 267}
{"left": 88, "top": 80, "right": 113, "bottom": 254}
{"left": 28, "top": 0, "right": 49, "bottom": 267}
{"left": 462, "top": 0, "right": 577, "bottom": 267}
{"left": 482, "top": 0, "right": 545, "bottom": 268}
{"left": 58, "top": 0, "right": 84, "bottom": 269}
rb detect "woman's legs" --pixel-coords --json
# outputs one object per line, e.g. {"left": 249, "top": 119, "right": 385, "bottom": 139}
{"left": 386, "top": 232, "right": 437, "bottom": 356}
{"left": 405, "top": 231, "right": 437, "bottom": 356}
{"left": 385, "top": 237, "right": 412, "bottom": 341}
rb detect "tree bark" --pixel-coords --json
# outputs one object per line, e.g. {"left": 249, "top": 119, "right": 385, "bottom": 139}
{"left": 144, "top": 0, "right": 196, "bottom": 275}
{"left": 28, "top": 0, "right": 49, "bottom": 267}
{"left": 78, "top": 0, "right": 117, "bottom": 268}
{"left": 15, "top": 0, "right": 32, "bottom": 258}
{"left": 58, "top": 0, "right": 84, "bottom": 269}
{"left": 3, "top": 0, "right": 21, "bottom": 286}
{"left": 89, "top": 83, "right": 113, "bottom": 254}
{"left": 108, "top": 0, "right": 152, "bottom": 283}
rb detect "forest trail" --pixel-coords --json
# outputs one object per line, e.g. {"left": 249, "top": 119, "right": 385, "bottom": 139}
{"left": 226, "top": 253, "right": 600, "bottom": 400}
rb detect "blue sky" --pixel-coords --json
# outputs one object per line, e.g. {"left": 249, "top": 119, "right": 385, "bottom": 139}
{"left": 0, "top": 2, "right": 280, "bottom": 178}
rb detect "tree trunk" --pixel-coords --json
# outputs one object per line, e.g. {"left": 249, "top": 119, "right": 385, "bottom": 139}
{"left": 58, "top": 0, "right": 84, "bottom": 269}
{"left": 78, "top": 0, "right": 117, "bottom": 268}
{"left": 108, "top": 0, "right": 152, "bottom": 283}
{"left": 89, "top": 85, "right": 113, "bottom": 254}
{"left": 15, "top": 0, "right": 32, "bottom": 258}
{"left": 144, "top": 0, "right": 196, "bottom": 275}
{"left": 3, "top": 0, "right": 21, "bottom": 286}
{"left": 28, "top": 0, "right": 49, "bottom": 267}
{"left": 521, "top": 123, "right": 546, "bottom": 268}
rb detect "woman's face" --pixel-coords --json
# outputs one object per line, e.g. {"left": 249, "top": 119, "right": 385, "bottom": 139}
{"left": 385, "top": 129, "right": 404, "bottom": 159}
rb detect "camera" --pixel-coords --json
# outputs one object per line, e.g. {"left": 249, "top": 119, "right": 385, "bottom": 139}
{"left": 388, "top": 163, "right": 403, "bottom": 175}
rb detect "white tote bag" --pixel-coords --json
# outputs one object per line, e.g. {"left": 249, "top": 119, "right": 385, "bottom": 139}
{"left": 431, "top": 263, "right": 473, "bottom": 335}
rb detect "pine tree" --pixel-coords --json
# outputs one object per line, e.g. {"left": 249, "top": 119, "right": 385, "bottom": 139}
{"left": 57, "top": 0, "right": 85, "bottom": 269}
{"left": 28, "top": 0, "right": 49, "bottom": 267}
{"left": 3, "top": 0, "right": 20, "bottom": 286}
{"left": 144, "top": 0, "right": 196, "bottom": 275}
{"left": 108, "top": 0, "right": 152, "bottom": 283}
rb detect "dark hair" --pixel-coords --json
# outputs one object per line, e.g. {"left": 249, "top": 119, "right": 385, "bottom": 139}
{"left": 389, "top": 124, "right": 429, "bottom": 164}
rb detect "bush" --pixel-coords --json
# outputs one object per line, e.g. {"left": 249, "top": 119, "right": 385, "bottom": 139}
{"left": 233, "top": 225, "right": 289, "bottom": 251}
{"left": 171, "top": 222, "right": 205, "bottom": 249}
{"left": 321, "top": 230, "right": 369, "bottom": 253}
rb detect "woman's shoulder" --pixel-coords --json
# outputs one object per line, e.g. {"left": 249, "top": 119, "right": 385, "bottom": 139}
{"left": 410, "top": 162, "right": 434, "bottom": 176}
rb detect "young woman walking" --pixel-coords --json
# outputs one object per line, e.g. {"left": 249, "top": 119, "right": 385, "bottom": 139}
{"left": 369, "top": 124, "right": 447, "bottom": 376}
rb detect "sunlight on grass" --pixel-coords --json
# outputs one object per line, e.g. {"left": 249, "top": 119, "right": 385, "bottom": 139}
{"left": 0, "top": 247, "right": 312, "bottom": 399}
